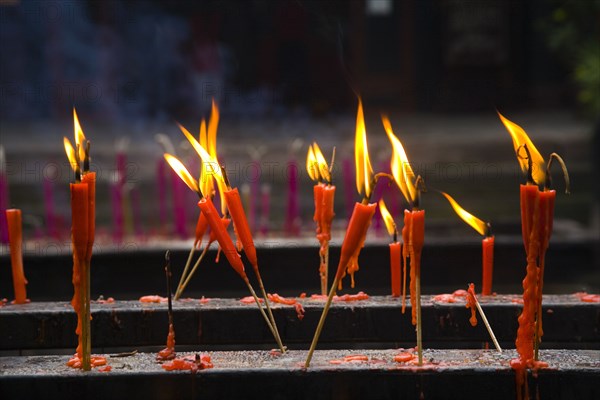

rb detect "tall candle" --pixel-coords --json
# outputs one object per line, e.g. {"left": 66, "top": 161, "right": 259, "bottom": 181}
{"left": 224, "top": 187, "right": 258, "bottom": 272}
{"left": 6, "top": 209, "right": 28, "bottom": 304}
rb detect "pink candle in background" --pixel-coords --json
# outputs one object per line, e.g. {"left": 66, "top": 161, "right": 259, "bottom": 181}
{"left": 285, "top": 160, "right": 300, "bottom": 236}
{"left": 157, "top": 157, "right": 168, "bottom": 229}
{"left": 111, "top": 181, "right": 124, "bottom": 243}
{"left": 130, "top": 185, "right": 143, "bottom": 238}
{"left": 171, "top": 170, "right": 187, "bottom": 239}
{"left": 342, "top": 158, "right": 355, "bottom": 220}
{"left": 0, "top": 146, "right": 9, "bottom": 244}
{"left": 259, "top": 183, "right": 270, "bottom": 236}
{"left": 249, "top": 160, "right": 260, "bottom": 233}
{"left": 371, "top": 161, "right": 388, "bottom": 237}
{"left": 43, "top": 176, "right": 59, "bottom": 239}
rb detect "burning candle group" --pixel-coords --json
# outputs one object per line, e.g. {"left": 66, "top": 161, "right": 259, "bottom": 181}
{"left": 1, "top": 95, "right": 572, "bottom": 382}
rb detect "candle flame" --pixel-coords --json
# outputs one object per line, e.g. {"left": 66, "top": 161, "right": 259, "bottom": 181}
{"left": 197, "top": 119, "right": 214, "bottom": 197}
{"left": 306, "top": 145, "right": 318, "bottom": 181}
{"left": 382, "top": 116, "right": 417, "bottom": 205}
{"left": 497, "top": 111, "right": 545, "bottom": 186}
{"left": 440, "top": 191, "right": 488, "bottom": 236}
{"left": 378, "top": 199, "right": 396, "bottom": 237}
{"left": 178, "top": 122, "right": 226, "bottom": 194}
{"left": 355, "top": 98, "right": 374, "bottom": 199}
{"left": 73, "top": 108, "right": 87, "bottom": 163}
{"left": 63, "top": 137, "right": 78, "bottom": 172}
{"left": 306, "top": 142, "right": 331, "bottom": 183}
{"left": 164, "top": 153, "right": 199, "bottom": 194}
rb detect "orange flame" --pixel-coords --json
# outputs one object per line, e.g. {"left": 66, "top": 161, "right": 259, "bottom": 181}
{"left": 73, "top": 108, "right": 86, "bottom": 163}
{"left": 306, "top": 144, "right": 318, "bottom": 181}
{"left": 164, "top": 153, "right": 199, "bottom": 194}
{"left": 440, "top": 191, "right": 488, "bottom": 236}
{"left": 306, "top": 142, "right": 330, "bottom": 183}
{"left": 64, "top": 137, "right": 78, "bottom": 173}
{"left": 497, "top": 111, "right": 545, "bottom": 186}
{"left": 355, "top": 98, "right": 374, "bottom": 199}
{"left": 382, "top": 116, "right": 417, "bottom": 205}
{"left": 178, "top": 122, "right": 226, "bottom": 193}
{"left": 378, "top": 199, "right": 396, "bottom": 237}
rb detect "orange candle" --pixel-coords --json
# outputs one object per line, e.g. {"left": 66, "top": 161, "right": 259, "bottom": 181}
{"left": 334, "top": 202, "right": 377, "bottom": 283}
{"left": 379, "top": 199, "right": 400, "bottom": 297}
{"left": 313, "top": 183, "right": 324, "bottom": 235}
{"left": 319, "top": 185, "right": 336, "bottom": 242}
{"left": 82, "top": 172, "right": 96, "bottom": 261}
{"left": 390, "top": 242, "right": 401, "bottom": 297}
{"left": 194, "top": 211, "right": 209, "bottom": 248}
{"left": 70, "top": 182, "right": 89, "bottom": 361}
{"left": 6, "top": 209, "right": 27, "bottom": 304}
{"left": 224, "top": 187, "right": 258, "bottom": 271}
{"left": 197, "top": 197, "right": 246, "bottom": 280}
{"left": 520, "top": 184, "right": 539, "bottom": 252}
{"left": 481, "top": 236, "right": 495, "bottom": 296}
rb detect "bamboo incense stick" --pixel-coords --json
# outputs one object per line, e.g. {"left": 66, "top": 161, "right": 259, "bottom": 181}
{"left": 305, "top": 273, "right": 342, "bottom": 368}
{"left": 175, "top": 244, "right": 210, "bottom": 300}
{"left": 176, "top": 246, "right": 196, "bottom": 297}
{"left": 244, "top": 278, "right": 286, "bottom": 353}
{"left": 473, "top": 294, "right": 502, "bottom": 352}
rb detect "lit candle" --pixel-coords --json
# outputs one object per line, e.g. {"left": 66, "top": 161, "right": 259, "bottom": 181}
{"left": 306, "top": 142, "right": 336, "bottom": 295}
{"left": 6, "top": 209, "right": 28, "bottom": 304}
{"left": 383, "top": 115, "right": 426, "bottom": 365}
{"left": 305, "top": 98, "right": 377, "bottom": 368}
{"left": 439, "top": 191, "right": 494, "bottom": 295}
{"left": 378, "top": 200, "right": 401, "bottom": 297}
{"left": 498, "top": 112, "right": 570, "bottom": 368}
{"left": 63, "top": 109, "right": 102, "bottom": 371}
{"left": 0, "top": 145, "right": 9, "bottom": 244}
{"left": 164, "top": 152, "right": 286, "bottom": 353}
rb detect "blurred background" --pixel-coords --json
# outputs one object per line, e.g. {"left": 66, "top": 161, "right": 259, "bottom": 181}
{"left": 0, "top": 0, "right": 598, "bottom": 261}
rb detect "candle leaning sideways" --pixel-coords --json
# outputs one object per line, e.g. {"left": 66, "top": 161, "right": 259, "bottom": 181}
{"left": 6, "top": 209, "right": 28, "bottom": 304}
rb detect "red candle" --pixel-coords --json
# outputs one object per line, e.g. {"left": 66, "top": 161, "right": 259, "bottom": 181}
{"left": 334, "top": 202, "right": 377, "bottom": 283}
{"left": 224, "top": 187, "right": 258, "bottom": 271}
{"left": 312, "top": 183, "right": 324, "bottom": 235}
{"left": 194, "top": 211, "right": 209, "bottom": 249}
{"left": 379, "top": 199, "right": 401, "bottom": 297}
{"left": 70, "top": 182, "right": 89, "bottom": 361}
{"left": 390, "top": 242, "right": 401, "bottom": 297}
{"left": 319, "top": 185, "right": 336, "bottom": 243}
{"left": 197, "top": 197, "right": 246, "bottom": 280}
{"left": 520, "top": 184, "right": 539, "bottom": 252}
{"left": 82, "top": 172, "right": 96, "bottom": 261}
{"left": 482, "top": 236, "right": 495, "bottom": 296}
{"left": 6, "top": 209, "right": 28, "bottom": 304}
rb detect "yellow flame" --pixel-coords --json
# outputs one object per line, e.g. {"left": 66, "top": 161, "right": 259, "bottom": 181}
{"left": 164, "top": 153, "right": 199, "bottom": 194}
{"left": 378, "top": 199, "right": 396, "bottom": 237}
{"left": 312, "top": 142, "right": 331, "bottom": 183}
{"left": 306, "top": 144, "right": 319, "bottom": 181}
{"left": 207, "top": 99, "right": 219, "bottom": 160}
{"left": 197, "top": 119, "right": 214, "bottom": 197}
{"left": 497, "top": 111, "right": 545, "bottom": 186}
{"left": 355, "top": 98, "right": 373, "bottom": 198}
{"left": 382, "top": 116, "right": 417, "bottom": 204}
{"left": 73, "top": 108, "right": 86, "bottom": 163}
{"left": 64, "top": 137, "right": 78, "bottom": 173}
{"left": 178, "top": 122, "right": 225, "bottom": 192}
{"left": 440, "top": 191, "right": 487, "bottom": 236}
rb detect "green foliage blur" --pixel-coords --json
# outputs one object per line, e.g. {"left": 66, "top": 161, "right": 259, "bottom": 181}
{"left": 539, "top": 0, "right": 600, "bottom": 118}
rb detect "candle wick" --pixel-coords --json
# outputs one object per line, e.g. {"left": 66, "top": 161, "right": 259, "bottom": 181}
{"left": 485, "top": 222, "right": 493, "bottom": 238}
{"left": 545, "top": 152, "right": 570, "bottom": 194}
{"left": 393, "top": 227, "right": 397, "bottom": 243}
